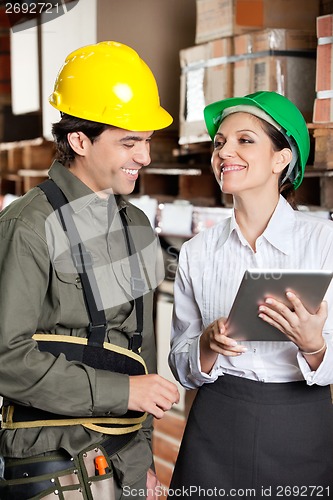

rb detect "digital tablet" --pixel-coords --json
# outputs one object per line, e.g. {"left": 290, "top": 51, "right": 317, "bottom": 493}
{"left": 226, "top": 269, "right": 333, "bottom": 342}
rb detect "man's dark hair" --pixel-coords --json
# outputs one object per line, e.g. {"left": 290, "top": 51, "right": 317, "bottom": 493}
{"left": 52, "top": 113, "right": 111, "bottom": 165}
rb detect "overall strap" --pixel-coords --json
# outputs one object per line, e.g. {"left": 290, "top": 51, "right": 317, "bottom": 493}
{"left": 39, "top": 179, "right": 106, "bottom": 347}
{"left": 39, "top": 179, "right": 143, "bottom": 351}
{"left": 120, "top": 210, "right": 144, "bottom": 352}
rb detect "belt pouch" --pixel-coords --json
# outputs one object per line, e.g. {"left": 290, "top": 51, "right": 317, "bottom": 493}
{"left": 77, "top": 444, "right": 115, "bottom": 500}
{"left": 0, "top": 453, "right": 82, "bottom": 500}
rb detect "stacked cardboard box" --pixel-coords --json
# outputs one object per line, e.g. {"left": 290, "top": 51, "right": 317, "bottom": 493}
{"left": 179, "top": 0, "right": 319, "bottom": 144}
{"left": 179, "top": 38, "right": 233, "bottom": 144}
{"left": 312, "top": 14, "right": 333, "bottom": 172}
{"left": 195, "top": 0, "right": 319, "bottom": 43}
{"left": 180, "top": 29, "right": 317, "bottom": 143}
{"left": 234, "top": 29, "right": 317, "bottom": 122}
{"left": 313, "top": 14, "right": 333, "bottom": 123}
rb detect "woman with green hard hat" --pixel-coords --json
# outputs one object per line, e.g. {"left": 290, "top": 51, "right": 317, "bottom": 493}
{"left": 168, "top": 91, "right": 333, "bottom": 498}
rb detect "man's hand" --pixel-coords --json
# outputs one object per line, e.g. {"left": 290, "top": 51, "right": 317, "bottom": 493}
{"left": 128, "top": 374, "right": 180, "bottom": 419}
{"left": 146, "top": 468, "right": 161, "bottom": 499}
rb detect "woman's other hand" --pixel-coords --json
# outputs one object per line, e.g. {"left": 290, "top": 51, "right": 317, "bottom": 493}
{"left": 200, "top": 317, "right": 248, "bottom": 373}
{"left": 258, "top": 292, "right": 328, "bottom": 369}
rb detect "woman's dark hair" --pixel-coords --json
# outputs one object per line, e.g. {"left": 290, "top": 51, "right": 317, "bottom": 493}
{"left": 258, "top": 118, "right": 298, "bottom": 209}
{"left": 52, "top": 113, "right": 111, "bottom": 165}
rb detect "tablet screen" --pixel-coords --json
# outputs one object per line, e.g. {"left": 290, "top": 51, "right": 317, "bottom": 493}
{"left": 226, "top": 269, "right": 333, "bottom": 342}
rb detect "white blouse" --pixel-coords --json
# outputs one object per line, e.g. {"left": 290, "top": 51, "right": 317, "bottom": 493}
{"left": 169, "top": 196, "right": 333, "bottom": 389}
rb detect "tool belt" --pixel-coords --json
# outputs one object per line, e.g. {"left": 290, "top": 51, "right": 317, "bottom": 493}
{"left": 0, "top": 435, "right": 131, "bottom": 500}
{"left": 2, "top": 334, "right": 147, "bottom": 433}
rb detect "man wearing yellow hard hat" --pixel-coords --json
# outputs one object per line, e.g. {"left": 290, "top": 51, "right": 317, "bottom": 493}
{"left": 0, "top": 41, "right": 179, "bottom": 499}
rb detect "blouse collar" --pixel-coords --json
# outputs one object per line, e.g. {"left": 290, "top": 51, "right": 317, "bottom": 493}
{"left": 226, "top": 195, "right": 295, "bottom": 254}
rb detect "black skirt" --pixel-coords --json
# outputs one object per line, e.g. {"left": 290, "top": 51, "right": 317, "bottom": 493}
{"left": 169, "top": 375, "right": 333, "bottom": 499}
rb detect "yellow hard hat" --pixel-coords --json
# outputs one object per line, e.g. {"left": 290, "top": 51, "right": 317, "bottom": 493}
{"left": 49, "top": 41, "right": 173, "bottom": 131}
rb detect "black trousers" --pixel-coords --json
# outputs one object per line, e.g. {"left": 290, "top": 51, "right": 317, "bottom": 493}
{"left": 169, "top": 375, "right": 333, "bottom": 499}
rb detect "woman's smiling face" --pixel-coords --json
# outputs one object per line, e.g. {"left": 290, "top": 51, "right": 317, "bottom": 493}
{"left": 211, "top": 112, "right": 283, "bottom": 196}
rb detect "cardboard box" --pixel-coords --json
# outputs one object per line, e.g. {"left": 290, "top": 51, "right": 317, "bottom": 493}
{"left": 317, "top": 13, "right": 333, "bottom": 38}
{"left": 315, "top": 15, "right": 333, "bottom": 92}
{"left": 233, "top": 30, "right": 317, "bottom": 121}
{"left": 234, "top": 28, "right": 317, "bottom": 55}
{"left": 179, "top": 39, "right": 233, "bottom": 144}
{"left": 313, "top": 98, "right": 333, "bottom": 123}
{"left": 180, "top": 29, "right": 317, "bottom": 143}
{"left": 234, "top": 55, "right": 316, "bottom": 121}
{"left": 234, "top": 32, "right": 253, "bottom": 55}
{"left": 234, "top": 28, "right": 317, "bottom": 64}
{"left": 195, "top": 0, "right": 319, "bottom": 43}
{"left": 251, "top": 29, "right": 317, "bottom": 52}
{"left": 313, "top": 15, "right": 333, "bottom": 123}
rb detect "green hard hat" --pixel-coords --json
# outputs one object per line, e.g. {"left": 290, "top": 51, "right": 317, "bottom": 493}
{"left": 203, "top": 91, "right": 310, "bottom": 189}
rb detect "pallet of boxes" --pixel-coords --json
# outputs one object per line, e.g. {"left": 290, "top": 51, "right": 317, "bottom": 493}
{"left": 312, "top": 13, "right": 333, "bottom": 209}
{"left": 179, "top": 0, "right": 320, "bottom": 206}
